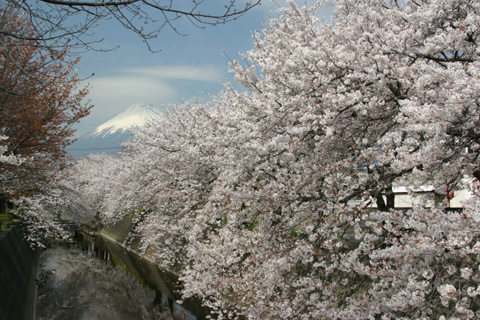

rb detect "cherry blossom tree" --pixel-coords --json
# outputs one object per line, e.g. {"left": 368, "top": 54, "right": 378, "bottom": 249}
{"left": 0, "top": 8, "right": 92, "bottom": 220}
{"left": 11, "top": 154, "right": 118, "bottom": 245}
{"left": 70, "top": 153, "right": 121, "bottom": 219}
{"left": 100, "top": 102, "right": 226, "bottom": 270}
{"left": 65, "top": 0, "right": 480, "bottom": 318}
{"left": 13, "top": 176, "right": 88, "bottom": 246}
{"left": 0, "top": 136, "right": 24, "bottom": 213}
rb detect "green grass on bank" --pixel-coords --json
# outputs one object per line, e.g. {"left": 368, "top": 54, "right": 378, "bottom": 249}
{"left": 0, "top": 213, "right": 18, "bottom": 231}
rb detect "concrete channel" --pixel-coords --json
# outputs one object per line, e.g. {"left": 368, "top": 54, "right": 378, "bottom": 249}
{"left": 0, "top": 218, "right": 209, "bottom": 320}
{"left": 80, "top": 215, "right": 210, "bottom": 320}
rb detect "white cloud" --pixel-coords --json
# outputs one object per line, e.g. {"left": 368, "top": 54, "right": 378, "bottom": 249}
{"left": 257, "top": 0, "right": 333, "bottom": 21}
{"left": 76, "top": 64, "right": 227, "bottom": 134}
{"left": 120, "top": 65, "right": 223, "bottom": 82}
{"left": 258, "top": 0, "right": 324, "bottom": 10}
{"left": 258, "top": 0, "right": 289, "bottom": 11}
{"left": 76, "top": 75, "right": 177, "bottom": 133}
{"left": 88, "top": 76, "right": 177, "bottom": 114}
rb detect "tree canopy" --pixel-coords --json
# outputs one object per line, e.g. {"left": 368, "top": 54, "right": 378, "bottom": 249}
{"left": 38, "top": 0, "right": 480, "bottom": 318}
{"left": 0, "top": 8, "right": 92, "bottom": 200}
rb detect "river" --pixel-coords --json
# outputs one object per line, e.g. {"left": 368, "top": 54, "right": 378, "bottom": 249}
{"left": 35, "top": 244, "right": 175, "bottom": 320}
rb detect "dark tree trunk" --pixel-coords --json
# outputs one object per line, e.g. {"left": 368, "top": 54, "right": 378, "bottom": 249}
{"left": 376, "top": 186, "right": 394, "bottom": 211}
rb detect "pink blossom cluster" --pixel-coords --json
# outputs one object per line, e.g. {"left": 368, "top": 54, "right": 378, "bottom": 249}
{"left": 43, "top": 0, "right": 480, "bottom": 318}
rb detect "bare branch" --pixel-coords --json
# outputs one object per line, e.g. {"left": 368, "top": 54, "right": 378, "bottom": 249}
{"left": 1, "top": 0, "right": 261, "bottom": 52}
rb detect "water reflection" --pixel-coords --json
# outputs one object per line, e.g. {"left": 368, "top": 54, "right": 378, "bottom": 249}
{"left": 36, "top": 245, "right": 173, "bottom": 320}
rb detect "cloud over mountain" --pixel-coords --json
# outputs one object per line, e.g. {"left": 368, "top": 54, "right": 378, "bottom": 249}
{"left": 68, "top": 103, "right": 163, "bottom": 158}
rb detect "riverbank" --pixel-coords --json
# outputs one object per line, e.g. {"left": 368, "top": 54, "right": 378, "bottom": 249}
{"left": 36, "top": 243, "right": 173, "bottom": 320}
{"left": 83, "top": 215, "right": 210, "bottom": 320}
{"left": 0, "top": 224, "right": 40, "bottom": 320}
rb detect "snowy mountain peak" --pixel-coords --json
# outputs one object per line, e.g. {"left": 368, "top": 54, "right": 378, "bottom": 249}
{"left": 122, "top": 103, "right": 160, "bottom": 116}
{"left": 91, "top": 103, "right": 163, "bottom": 137}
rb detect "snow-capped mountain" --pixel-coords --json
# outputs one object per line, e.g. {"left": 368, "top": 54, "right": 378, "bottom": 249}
{"left": 90, "top": 103, "right": 163, "bottom": 138}
{"left": 68, "top": 103, "right": 163, "bottom": 158}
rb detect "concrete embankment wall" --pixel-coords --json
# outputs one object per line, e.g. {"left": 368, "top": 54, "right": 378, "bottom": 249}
{"left": 0, "top": 225, "right": 40, "bottom": 320}
{"left": 84, "top": 216, "right": 210, "bottom": 319}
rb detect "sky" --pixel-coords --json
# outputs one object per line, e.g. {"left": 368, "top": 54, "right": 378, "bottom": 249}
{"left": 73, "top": 0, "right": 332, "bottom": 136}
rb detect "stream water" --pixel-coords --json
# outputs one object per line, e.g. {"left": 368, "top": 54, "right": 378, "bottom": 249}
{"left": 35, "top": 244, "right": 174, "bottom": 320}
